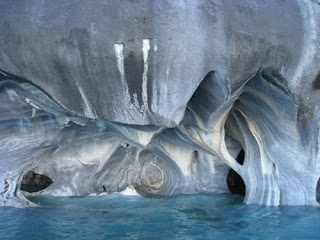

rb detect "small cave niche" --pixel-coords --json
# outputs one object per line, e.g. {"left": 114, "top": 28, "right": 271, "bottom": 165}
{"left": 236, "top": 149, "right": 245, "bottom": 165}
{"left": 20, "top": 171, "right": 53, "bottom": 193}
{"left": 227, "top": 149, "right": 245, "bottom": 195}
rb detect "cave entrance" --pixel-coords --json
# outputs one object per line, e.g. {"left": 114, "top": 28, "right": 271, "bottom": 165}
{"left": 227, "top": 149, "right": 245, "bottom": 195}
{"left": 20, "top": 171, "right": 53, "bottom": 193}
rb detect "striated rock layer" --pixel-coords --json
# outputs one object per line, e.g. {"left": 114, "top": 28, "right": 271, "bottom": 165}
{"left": 0, "top": 0, "right": 320, "bottom": 206}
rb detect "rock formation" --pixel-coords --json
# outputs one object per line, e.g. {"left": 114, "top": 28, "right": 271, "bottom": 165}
{"left": 0, "top": 0, "right": 319, "bottom": 206}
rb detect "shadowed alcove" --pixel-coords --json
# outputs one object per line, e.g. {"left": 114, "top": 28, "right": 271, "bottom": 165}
{"left": 20, "top": 171, "right": 53, "bottom": 193}
{"left": 227, "top": 149, "right": 245, "bottom": 195}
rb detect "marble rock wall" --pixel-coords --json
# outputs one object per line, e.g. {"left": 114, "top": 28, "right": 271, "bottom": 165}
{"left": 0, "top": 0, "right": 319, "bottom": 206}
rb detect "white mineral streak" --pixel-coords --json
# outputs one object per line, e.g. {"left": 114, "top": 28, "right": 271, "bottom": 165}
{"left": 114, "top": 43, "right": 125, "bottom": 83}
{"left": 218, "top": 128, "right": 240, "bottom": 171}
{"left": 25, "top": 98, "right": 42, "bottom": 110}
{"left": 141, "top": 39, "right": 150, "bottom": 111}
{"left": 239, "top": 113, "right": 272, "bottom": 174}
{"left": 7, "top": 89, "right": 18, "bottom": 101}
{"left": 77, "top": 85, "right": 97, "bottom": 119}
{"left": 133, "top": 93, "right": 140, "bottom": 110}
{"left": 135, "top": 130, "right": 157, "bottom": 147}
{"left": 114, "top": 43, "right": 131, "bottom": 105}
{"left": 0, "top": 70, "right": 8, "bottom": 76}
{"left": 115, "top": 125, "right": 162, "bottom": 147}
{"left": 212, "top": 106, "right": 239, "bottom": 171}
{"left": 186, "top": 106, "right": 205, "bottom": 130}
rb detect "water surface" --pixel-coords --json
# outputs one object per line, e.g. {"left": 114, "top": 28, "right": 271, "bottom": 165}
{"left": 0, "top": 194, "right": 319, "bottom": 239}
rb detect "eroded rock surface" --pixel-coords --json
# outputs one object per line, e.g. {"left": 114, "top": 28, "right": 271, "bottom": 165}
{"left": 0, "top": 0, "right": 319, "bottom": 206}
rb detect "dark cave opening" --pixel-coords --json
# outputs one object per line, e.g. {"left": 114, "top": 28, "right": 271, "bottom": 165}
{"left": 20, "top": 171, "right": 53, "bottom": 193}
{"left": 235, "top": 149, "right": 245, "bottom": 165}
{"left": 227, "top": 149, "right": 246, "bottom": 195}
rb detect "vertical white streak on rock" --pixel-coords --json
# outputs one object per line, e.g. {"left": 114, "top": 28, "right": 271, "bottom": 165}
{"left": 164, "top": 67, "right": 169, "bottom": 107}
{"left": 133, "top": 93, "right": 140, "bottom": 109}
{"left": 151, "top": 41, "right": 158, "bottom": 112}
{"left": 114, "top": 43, "right": 125, "bottom": 84}
{"left": 78, "top": 86, "right": 97, "bottom": 119}
{"left": 142, "top": 39, "right": 150, "bottom": 110}
{"left": 114, "top": 43, "right": 131, "bottom": 106}
{"left": 31, "top": 108, "right": 36, "bottom": 117}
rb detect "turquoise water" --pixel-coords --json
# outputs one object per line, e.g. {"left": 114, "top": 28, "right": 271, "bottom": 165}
{"left": 0, "top": 194, "right": 319, "bottom": 240}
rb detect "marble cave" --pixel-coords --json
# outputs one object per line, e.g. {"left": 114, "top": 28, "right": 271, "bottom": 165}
{"left": 0, "top": 0, "right": 320, "bottom": 208}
